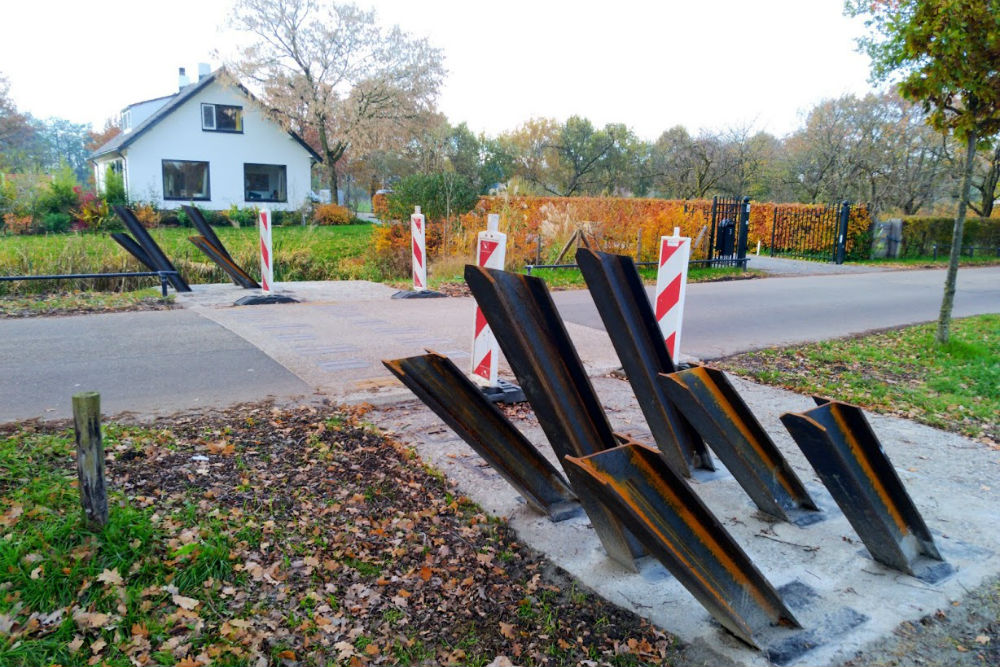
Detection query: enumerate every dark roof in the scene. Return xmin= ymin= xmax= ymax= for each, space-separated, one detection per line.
xmin=90 ymin=69 xmax=322 ymax=163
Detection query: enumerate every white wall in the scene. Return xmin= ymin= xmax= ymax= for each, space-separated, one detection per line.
xmin=122 ymin=80 xmax=314 ymax=211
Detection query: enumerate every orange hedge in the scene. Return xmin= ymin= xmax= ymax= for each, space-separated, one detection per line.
xmin=370 ymin=195 xmax=874 ymax=278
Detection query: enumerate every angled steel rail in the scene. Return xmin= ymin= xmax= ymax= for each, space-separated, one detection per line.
xmin=565 ymin=441 xmax=800 ymax=648
xmin=660 ymin=366 xmax=819 ymax=522
xmin=111 ymin=232 xmax=156 ymax=271
xmin=464 ymin=265 xmax=644 ymax=569
xmin=189 ymin=236 xmax=261 ymax=289
xmin=575 ymin=248 xmax=713 ymax=477
xmin=383 ymin=352 xmax=578 ymax=521
xmin=112 ymin=205 xmax=191 ymax=292
xmin=183 ymin=205 xmax=235 ymax=263
xmin=781 ymin=400 xmax=943 ymax=574
xmin=182 ymin=205 xmax=260 ymax=288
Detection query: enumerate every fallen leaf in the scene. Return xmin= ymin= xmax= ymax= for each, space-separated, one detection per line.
xmin=97 ymin=568 xmax=124 ymax=587
xmin=73 ymin=611 xmax=111 ymax=629
xmin=975 ymin=635 xmax=990 ymax=644
xmin=499 ymin=622 xmax=516 ymax=639
xmin=172 ymin=594 xmax=200 ymax=610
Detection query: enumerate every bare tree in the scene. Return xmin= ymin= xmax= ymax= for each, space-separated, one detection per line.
xmin=227 ymin=0 xmax=445 ymax=196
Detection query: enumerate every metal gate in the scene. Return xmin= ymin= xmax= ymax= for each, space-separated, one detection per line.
xmin=768 ymin=201 xmax=854 ymax=264
xmin=707 ymin=196 xmax=750 ymax=268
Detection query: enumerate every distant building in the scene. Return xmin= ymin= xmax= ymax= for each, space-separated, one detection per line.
xmin=90 ymin=64 xmax=320 ymax=211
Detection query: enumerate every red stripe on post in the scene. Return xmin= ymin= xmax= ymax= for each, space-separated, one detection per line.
xmin=412 ymin=239 xmax=423 ymax=267
xmin=655 ymin=274 xmax=682 ymax=320
xmin=473 ymin=350 xmax=492 ymax=379
xmin=659 ymin=240 xmax=680 ymax=267
xmin=475 ymin=308 xmax=488 ymax=338
xmin=665 ymin=331 xmax=677 ymax=359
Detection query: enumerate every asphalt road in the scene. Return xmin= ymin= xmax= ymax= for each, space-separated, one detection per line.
xmin=551 ymin=265 xmax=1000 ymax=359
xmin=2 ymin=266 xmax=996 ymax=424
xmin=0 ymin=309 xmax=312 ymax=423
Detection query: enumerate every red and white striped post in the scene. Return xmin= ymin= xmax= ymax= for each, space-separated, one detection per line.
xmin=258 ymin=208 xmax=274 ymax=294
xmin=655 ymin=226 xmax=690 ymax=362
xmin=411 ymin=206 xmax=427 ymax=291
xmin=471 ymin=214 xmax=506 ymax=385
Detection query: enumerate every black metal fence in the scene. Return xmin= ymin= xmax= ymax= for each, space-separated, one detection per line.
xmin=768 ymin=201 xmax=855 ymax=264
xmin=707 ymin=196 xmax=750 ymax=268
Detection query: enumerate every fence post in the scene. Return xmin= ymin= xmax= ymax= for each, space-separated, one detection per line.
xmin=707 ymin=196 xmax=718 ymax=263
xmin=72 ymin=392 xmax=108 ymax=530
xmin=737 ymin=196 xmax=750 ymax=270
xmin=835 ymin=201 xmax=850 ymax=264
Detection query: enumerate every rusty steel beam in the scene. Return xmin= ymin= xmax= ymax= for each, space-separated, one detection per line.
xmin=781 ymin=400 xmax=943 ymax=574
xmin=660 ymin=366 xmax=819 ymax=522
xmin=188 ymin=236 xmax=261 ymax=289
xmin=464 ymin=265 xmax=644 ymax=569
xmin=575 ymin=248 xmax=713 ymax=477
xmin=183 ymin=205 xmax=236 ymax=264
xmin=382 ymin=352 xmax=578 ymax=521
xmin=111 ymin=233 xmax=156 ymax=271
xmin=113 ymin=205 xmax=191 ymax=292
xmin=565 ymin=441 xmax=800 ymax=648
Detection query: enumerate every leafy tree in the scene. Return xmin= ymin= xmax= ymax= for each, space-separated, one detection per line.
xmin=386 ymin=172 xmax=478 ymax=222
xmin=36 ymin=117 xmax=92 ymax=182
xmin=847 ymin=0 xmax=1000 ymax=343
xmin=228 ymin=0 xmax=445 ymax=198
xmin=0 ymin=72 xmax=42 ymax=173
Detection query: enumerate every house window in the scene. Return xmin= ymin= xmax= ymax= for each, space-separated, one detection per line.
xmin=201 ymin=103 xmax=243 ymax=132
xmin=162 ymin=160 xmax=210 ymax=200
xmin=244 ymin=164 xmax=287 ymax=202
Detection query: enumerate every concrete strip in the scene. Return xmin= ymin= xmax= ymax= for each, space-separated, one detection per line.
xmin=369 ymin=375 xmax=1000 ymax=666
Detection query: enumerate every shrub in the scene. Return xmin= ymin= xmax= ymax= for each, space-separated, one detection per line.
xmin=3 ymin=212 xmax=35 ymax=235
xmin=71 ymin=189 xmax=113 ymax=231
xmin=223 ymin=204 xmax=259 ymax=228
xmin=35 ymin=165 xmax=78 ymax=217
xmin=42 ymin=211 xmax=72 ymax=233
xmin=132 ymin=202 xmax=159 ymax=228
xmin=313 ymin=203 xmax=352 ymax=225
xmin=104 ymin=166 xmax=127 ymax=206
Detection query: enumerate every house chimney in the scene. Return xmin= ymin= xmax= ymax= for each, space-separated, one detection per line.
xmin=198 ymin=62 xmax=211 ymax=81
xmin=178 ymin=67 xmax=190 ymax=90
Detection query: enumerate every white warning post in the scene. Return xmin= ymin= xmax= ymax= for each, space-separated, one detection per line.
xmin=655 ymin=226 xmax=691 ymax=362
xmin=471 ymin=214 xmax=507 ymax=385
xmin=411 ymin=206 xmax=427 ymax=291
xmin=258 ymin=207 xmax=274 ymax=295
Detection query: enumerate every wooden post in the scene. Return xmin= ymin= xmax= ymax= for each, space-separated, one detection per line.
xmin=72 ymin=392 xmax=108 ymax=529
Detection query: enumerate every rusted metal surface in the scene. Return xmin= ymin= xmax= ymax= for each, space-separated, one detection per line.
xmin=660 ymin=366 xmax=819 ymax=522
xmin=111 ymin=233 xmax=155 ymax=271
xmin=113 ymin=205 xmax=191 ymax=292
xmin=575 ymin=248 xmax=713 ymax=477
xmin=188 ymin=236 xmax=261 ymax=289
xmin=464 ymin=265 xmax=644 ymax=569
xmin=565 ymin=441 xmax=800 ymax=648
xmin=382 ymin=352 xmax=578 ymax=521
xmin=781 ymin=400 xmax=944 ymax=574
xmin=183 ymin=205 xmax=235 ymax=264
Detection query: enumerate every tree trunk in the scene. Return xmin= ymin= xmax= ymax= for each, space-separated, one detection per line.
xmin=937 ymin=130 xmax=977 ymax=344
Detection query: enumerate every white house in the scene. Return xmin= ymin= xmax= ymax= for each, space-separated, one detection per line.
xmin=91 ymin=65 xmax=321 ymax=211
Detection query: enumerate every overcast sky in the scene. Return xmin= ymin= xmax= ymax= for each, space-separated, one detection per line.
xmin=1 ymin=0 xmax=876 ymax=140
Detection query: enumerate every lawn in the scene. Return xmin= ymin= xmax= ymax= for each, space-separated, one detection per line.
xmin=0 ymin=289 xmax=173 ymax=318
xmin=714 ymin=314 xmax=999 ymax=445
xmin=0 ymin=224 xmax=378 ymax=294
xmin=0 ymin=406 xmax=675 ymax=667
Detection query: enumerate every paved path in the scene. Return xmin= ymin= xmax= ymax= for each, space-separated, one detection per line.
xmin=2 ymin=266 xmax=997 ymax=423
xmin=746 ymin=254 xmax=887 ymax=275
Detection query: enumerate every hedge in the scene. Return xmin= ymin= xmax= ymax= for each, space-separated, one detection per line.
xmin=899 ymin=216 xmax=1000 ymax=257
xmin=371 ymin=195 xmax=875 ymax=276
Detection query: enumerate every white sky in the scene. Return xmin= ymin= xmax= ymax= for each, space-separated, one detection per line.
xmin=1 ymin=0 xmax=876 ymax=140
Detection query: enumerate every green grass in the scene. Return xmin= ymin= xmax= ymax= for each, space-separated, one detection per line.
xmin=0 ymin=426 xmax=242 ymax=667
xmin=0 ymin=224 xmax=378 ymax=294
xmin=0 ymin=288 xmax=172 ymax=317
xmin=715 ymin=314 xmax=999 ymax=443
xmin=849 ymin=254 xmax=1000 ymax=267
